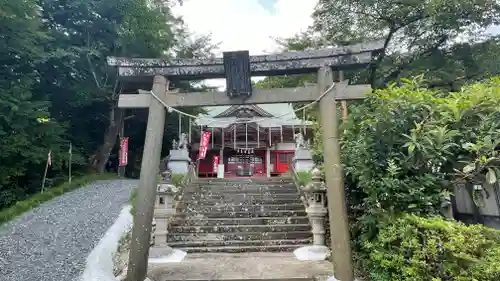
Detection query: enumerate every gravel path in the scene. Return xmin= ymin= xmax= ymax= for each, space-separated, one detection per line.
xmin=0 ymin=179 xmax=137 ymax=281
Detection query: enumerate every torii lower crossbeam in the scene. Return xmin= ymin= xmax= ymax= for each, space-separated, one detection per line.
xmin=117 ymin=83 xmax=370 ymax=108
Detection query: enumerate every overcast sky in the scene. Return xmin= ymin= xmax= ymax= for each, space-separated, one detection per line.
xmin=171 ymin=0 xmax=499 ymax=89
xmin=171 ymin=0 xmax=314 ymax=88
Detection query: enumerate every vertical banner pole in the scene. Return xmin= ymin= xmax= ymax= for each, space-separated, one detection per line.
xmin=41 ymin=150 xmax=51 ymax=193
xmin=257 ymin=123 xmax=260 ymax=148
xmin=188 ymin=118 xmax=192 ymax=143
xmin=178 ymin=113 xmax=182 ymax=140
xmin=268 ymin=127 xmax=271 ymax=147
xmin=68 ymin=143 xmax=72 ymax=184
xmin=118 ymin=113 xmax=125 ymax=178
xmin=221 ymin=128 xmax=225 ymax=157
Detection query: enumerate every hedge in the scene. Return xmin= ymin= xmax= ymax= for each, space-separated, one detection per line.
xmin=363 ymin=214 xmax=500 ymax=281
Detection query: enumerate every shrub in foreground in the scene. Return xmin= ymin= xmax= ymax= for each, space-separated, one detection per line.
xmin=363 ymin=214 xmax=500 ymax=281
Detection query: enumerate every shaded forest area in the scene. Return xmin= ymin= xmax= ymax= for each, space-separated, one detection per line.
xmin=3 ymin=0 xmax=500 ymax=213
xmin=0 ymin=0 xmax=213 ymax=208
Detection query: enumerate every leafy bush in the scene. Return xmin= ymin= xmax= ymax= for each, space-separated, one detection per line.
xmin=296 ymin=171 xmax=313 ymax=187
xmin=171 ymin=173 xmax=186 ymax=188
xmin=313 ymin=76 xmax=500 ymax=229
xmin=310 ymin=77 xmax=500 ymax=279
xmin=0 ymin=173 xmax=117 ymax=225
xmin=364 ymin=214 xmax=500 ymax=281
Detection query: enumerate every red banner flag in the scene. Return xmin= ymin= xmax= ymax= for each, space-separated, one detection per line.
xmin=119 ymin=137 xmax=129 ymax=166
xmin=199 ymin=146 xmax=208 ymax=160
xmin=198 ymin=131 xmax=211 ymax=160
xmin=212 ymin=156 xmax=219 ymax=173
xmin=200 ymin=131 xmax=211 ymax=147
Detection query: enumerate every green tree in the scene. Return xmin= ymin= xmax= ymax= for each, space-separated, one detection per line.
xmin=37 ymin=0 xmax=214 ymax=173
xmin=0 ymin=0 xmax=215 ymax=208
xmin=0 ymin=0 xmax=66 ymax=206
xmin=313 ymin=0 xmax=500 ymax=88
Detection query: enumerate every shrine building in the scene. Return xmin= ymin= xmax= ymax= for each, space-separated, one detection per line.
xmin=192 ymin=103 xmax=313 ymax=178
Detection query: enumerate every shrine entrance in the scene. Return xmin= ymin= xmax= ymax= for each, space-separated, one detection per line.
xmin=227 ymin=151 xmax=264 ymax=177
xmin=109 ymin=41 xmax=384 ymax=281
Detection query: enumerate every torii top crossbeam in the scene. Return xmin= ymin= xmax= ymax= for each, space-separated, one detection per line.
xmin=107 ymin=41 xmax=384 ymax=81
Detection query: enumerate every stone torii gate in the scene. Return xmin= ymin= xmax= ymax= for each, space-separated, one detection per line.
xmin=107 ymin=41 xmax=384 ymax=281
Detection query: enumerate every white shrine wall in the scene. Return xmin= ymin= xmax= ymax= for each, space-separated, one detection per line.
xmin=270 ymin=142 xmax=296 ymax=151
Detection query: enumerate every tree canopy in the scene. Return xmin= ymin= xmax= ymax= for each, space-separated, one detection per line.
xmin=0 ymin=0 xmax=214 ymax=208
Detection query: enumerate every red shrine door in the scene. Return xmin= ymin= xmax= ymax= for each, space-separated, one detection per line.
xmin=226 ymin=154 xmax=265 ymax=177
xmin=275 ymin=151 xmax=294 ymax=174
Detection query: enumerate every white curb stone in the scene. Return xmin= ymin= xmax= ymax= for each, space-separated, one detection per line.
xmin=80 ymin=206 xmax=133 ymax=281
xmin=327 ymin=276 xmax=361 ymax=281
xmin=293 ymin=245 xmax=330 ymax=261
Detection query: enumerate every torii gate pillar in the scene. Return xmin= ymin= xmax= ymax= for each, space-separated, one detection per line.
xmin=126 ymin=75 xmax=168 ymax=281
xmin=318 ymin=66 xmax=355 ymax=281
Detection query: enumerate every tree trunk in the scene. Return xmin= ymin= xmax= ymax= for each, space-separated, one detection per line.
xmin=90 ymin=104 xmax=124 ymax=173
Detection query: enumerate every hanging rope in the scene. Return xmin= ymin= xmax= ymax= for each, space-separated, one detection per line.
xmin=151 ymin=83 xmax=336 ymax=152
xmin=178 ymin=113 xmax=182 ymax=140
xmin=147 ymin=82 xmax=336 ymax=125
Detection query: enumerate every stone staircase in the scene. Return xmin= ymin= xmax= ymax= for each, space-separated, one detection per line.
xmin=160 ymin=178 xmax=312 ymax=253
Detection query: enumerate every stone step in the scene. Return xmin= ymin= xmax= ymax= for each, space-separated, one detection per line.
xmin=186 ymin=192 xmax=301 ymax=200
xmin=173 ymin=244 xmax=307 ymax=253
xmin=191 ymin=184 xmax=296 ymax=189
xmin=163 ymin=210 xmax=307 ymax=219
xmin=169 ymin=216 xmax=309 ymax=226
xmin=191 ymin=179 xmax=293 ymax=185
xmin=183 ymin=203 xmax=305 ymax=213
xmin=161 ymin=278 xmax=313 ymax=281
xmin=184 ymin=187 xmax=299 ymax=196
xmin=165 ymin=230 xmax=312 ymax=242
xmin=192 ymin=186 xmax=297 ymax=191
xmin=168 ymin=224 xmax=311 ymax=234
xmin=181 ymin=198 xmax=302 ymax=206
xmin=168 ymin=238 xmax=311 ymax=248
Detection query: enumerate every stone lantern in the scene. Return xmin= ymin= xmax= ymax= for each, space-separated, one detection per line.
xmin=293 ymin=167 xmax=330 ymax=261
xmin=302 ymin=167 xmax=328 ymax=246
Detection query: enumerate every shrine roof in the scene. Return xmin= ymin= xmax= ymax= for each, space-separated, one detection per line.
xmin=201 ymin=103 xmax=297 ymax=119
xmin=196 ymin=103 xmax=311 ymax=128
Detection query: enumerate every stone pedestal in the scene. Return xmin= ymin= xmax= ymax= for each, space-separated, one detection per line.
xmin=294 ymin=167 xmax=330 ymax=261
xmin=306 ymin=202 xmax=328 ymax=246
xmin=167 ymin=149 xmax=190 ymax=174
xmin=293 ymin=148 xmax=314 ymax=172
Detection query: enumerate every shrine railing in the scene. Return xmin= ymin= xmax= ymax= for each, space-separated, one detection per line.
xmin=290 ymin=164 xmax=309 ymax=209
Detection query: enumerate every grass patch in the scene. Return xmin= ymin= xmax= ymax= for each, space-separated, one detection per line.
xmin=129 ymin=188 xmax=138 ymax=215
xmin=0 ymin=173 xmax=118 ymax=226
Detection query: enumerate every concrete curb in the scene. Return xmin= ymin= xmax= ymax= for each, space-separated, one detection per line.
xmin=80 ymin=205 xmax=133 ymax=281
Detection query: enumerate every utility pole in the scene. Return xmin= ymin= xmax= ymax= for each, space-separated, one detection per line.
xmin=126 ymin=75 xmax=168 ymax=281
xmin=318 ymin=66 xmax=354 ymax=281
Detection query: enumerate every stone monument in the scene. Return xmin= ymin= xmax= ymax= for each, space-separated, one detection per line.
xmin=292 ymin=132 xmax=314 ymax=172
xmin=167 ymin=133 xmax=190 ymax=174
